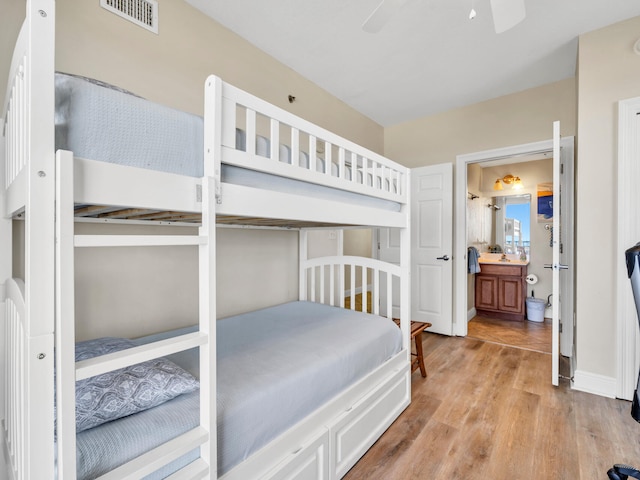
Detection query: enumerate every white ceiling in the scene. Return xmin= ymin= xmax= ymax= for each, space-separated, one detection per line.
xmin=186 ymin=0 xmax=640 ymax=127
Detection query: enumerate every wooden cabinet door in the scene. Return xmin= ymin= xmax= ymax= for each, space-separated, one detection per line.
xmin=475 ymin=275 xmax=498 ymax=310
xmin=498 ymin=277 xmax=524 ymax=314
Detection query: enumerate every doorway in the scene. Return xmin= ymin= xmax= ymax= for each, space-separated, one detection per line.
xmin=454 ymin=137 xmax=575 ymax=368
xmin=466 ymin=158 xmax=552 ymax=354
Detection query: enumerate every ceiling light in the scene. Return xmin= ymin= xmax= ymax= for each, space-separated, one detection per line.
xmin=469 ymin=8 xmax=477 ymax=20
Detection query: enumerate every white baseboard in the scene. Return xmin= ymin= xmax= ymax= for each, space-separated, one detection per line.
xmin=467 ymin=308 xmax=476 ymax=322
xmin=572 ymin=369 xmax=616 ymax=398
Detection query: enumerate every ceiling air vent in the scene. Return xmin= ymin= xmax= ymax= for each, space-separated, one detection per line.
xmin=100 ymin=0 xmax=158 ymax=34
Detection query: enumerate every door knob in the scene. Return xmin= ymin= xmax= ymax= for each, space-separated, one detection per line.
xmin=436 ymin=255 xmax=450 ymax=261
xmin=544 ymin=264 xmax=570 ymax=270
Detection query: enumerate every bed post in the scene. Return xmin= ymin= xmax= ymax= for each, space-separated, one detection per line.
xmin=299 ymin=230 xmax=308 ymax=301
xmin=203 ymin=75 xmax=221 ymax=478
xmin=55 ymin=150 xmax=77 ymax=479
xmin=400 ymin=171 xmax=412 ymax=360
xmin=0 ymin=106 xmax=9 ymax=480
xmin=205 ymin=75 xmax=223 ymax=205
xmin=6 ymin=1 xmax=57 ymax=478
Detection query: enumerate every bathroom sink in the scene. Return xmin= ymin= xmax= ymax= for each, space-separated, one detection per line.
xmin=478 ymin=253 xmax=529 ymax=265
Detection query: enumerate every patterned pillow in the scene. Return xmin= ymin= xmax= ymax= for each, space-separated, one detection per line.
xmin=62 ymin=337 xmax=199 ymax=433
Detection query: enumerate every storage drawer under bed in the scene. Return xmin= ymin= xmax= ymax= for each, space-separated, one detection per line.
xmin=262 ymin=428 xmax=330 ymax=480
xmin=330 ymin=365 xmax=410 ymax=478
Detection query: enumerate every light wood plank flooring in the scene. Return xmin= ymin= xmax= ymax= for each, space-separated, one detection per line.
xmin=468 ymin=315 xmax=552 ymax=354
xmin=345 ymin=333 xmax=640 ymax=480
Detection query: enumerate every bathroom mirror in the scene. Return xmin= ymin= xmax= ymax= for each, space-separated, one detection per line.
xmin=492 ymin=194 xmax=531 ymax=255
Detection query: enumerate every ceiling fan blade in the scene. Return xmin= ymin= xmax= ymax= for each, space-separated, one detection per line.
xmin=362 ymin=0 xmax=410 ymax=34
xmin=490 ymin=0 xmax=526 ymax=34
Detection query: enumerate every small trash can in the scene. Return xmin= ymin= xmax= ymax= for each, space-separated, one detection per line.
xmin=526 ymin=297 xmax=545 ymax=322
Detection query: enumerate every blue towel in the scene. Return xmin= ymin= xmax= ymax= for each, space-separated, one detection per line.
xmin=468 ymin=246 xmax=481 ymax=274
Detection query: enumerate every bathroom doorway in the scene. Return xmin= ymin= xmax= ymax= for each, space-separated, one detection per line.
xmin=465 ymin=156 xmax=554 ymax=354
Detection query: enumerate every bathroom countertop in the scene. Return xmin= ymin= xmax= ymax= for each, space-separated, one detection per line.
xmin=478 ymin=253 xmax=529 ymax=266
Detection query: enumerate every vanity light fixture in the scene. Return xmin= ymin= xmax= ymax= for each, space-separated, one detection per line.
xmin=512 ymin=177 xmax=523 ymax=189
xmin=493 ymin=174 xmax=523 ymax=190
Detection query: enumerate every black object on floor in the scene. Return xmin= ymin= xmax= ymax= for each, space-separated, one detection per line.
xmin=608 ymin=464 xmax=640 ymax=480
xmin=625 ymin=244 xmax=640 ymax=422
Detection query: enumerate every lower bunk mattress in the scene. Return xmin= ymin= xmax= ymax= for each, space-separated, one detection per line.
xmin=71 ymin=301 xmax=403 ymax=478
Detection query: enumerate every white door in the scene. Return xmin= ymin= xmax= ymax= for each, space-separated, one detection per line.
xmin=411 ymin=164 xmax=453 ymax=335
xmin=558 ymin=137 xmax=575 ymax=359
xmin=551 ymin=121 xmax=564 ymax=386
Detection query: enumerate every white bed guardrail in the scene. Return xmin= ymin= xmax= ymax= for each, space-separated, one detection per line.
xmin=3 ymin=21 xmax=29 ymax=214
xmin=206 ymin=76 xmax=408 ymax=205
xmin=301 ymin=255 xmax=402 ymax=319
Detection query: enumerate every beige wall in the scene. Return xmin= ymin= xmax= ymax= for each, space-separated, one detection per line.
xmin=0 ymin=0 xmax=383 ymax=338
xmin=575 ymin=15 xmax=640 ymax=379
xmin=384 ymin=78 xmax=576 ymax=168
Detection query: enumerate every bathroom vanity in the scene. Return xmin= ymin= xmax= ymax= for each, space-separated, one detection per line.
xmin=475 ymin=256 xmax=528 ymax=321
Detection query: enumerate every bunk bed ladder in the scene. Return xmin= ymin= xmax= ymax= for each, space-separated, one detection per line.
xmin=55 ymin=150 xmax=216 ymax=479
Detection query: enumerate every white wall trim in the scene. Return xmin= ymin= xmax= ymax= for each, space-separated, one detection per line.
xmin=573 ymin=370 xmax=616 ymax=399
xmin=616 ymin=96 xmax=640 ymax=400
xmin=467 ymin=307 xmax=477 ymax=322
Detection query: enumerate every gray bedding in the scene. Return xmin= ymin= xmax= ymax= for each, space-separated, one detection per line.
xmin=54 ymin=72 xmax=401 ymax=212
xmin=73 ymin=301 xmax=401 ymax=478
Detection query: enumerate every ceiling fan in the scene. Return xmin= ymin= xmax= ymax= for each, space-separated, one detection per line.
xmin=362 ymin=0 xmax=526 ymax=34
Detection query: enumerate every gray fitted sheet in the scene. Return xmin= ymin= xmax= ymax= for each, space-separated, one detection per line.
xmin=73 ymin=390 xmax=200 ymax=480
xmin=73 ymin=301 xmax=401 ymax=477
xmin=54 ymin=72 xmax=401 ymax=212
xmin=215 ymin=301 xmax=402 ymax=474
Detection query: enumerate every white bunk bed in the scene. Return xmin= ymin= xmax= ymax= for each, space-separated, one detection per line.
xmin=0 ymin=2 xmax=411 ymax=479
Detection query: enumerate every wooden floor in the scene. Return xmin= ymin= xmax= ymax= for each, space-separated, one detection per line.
xmin=345 ymin=333 xmax=640 ymax=480
xmin=468 ymin=315 xmax=552 ymax=354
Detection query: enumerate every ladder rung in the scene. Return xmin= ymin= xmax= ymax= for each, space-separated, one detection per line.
xmin=76 ymin=332 xmax=207 ymax=380
xmin=74 ymin=235 xmax=207 ymax=248
xmin=95 ymin=427 xmax=209 ymax=480
xmin=164 ymin=458 xmax=210 ymax=480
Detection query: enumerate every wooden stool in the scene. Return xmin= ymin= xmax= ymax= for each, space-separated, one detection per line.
xmin=393 ymin=320 xmax=432 ymax=378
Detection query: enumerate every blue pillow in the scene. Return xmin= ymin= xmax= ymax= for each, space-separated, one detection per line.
xmin=60 ymin=337 xmax=199 ymax=433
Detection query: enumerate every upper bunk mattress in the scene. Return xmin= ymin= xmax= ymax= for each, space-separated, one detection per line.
xmin=54 ymin=72 xmax=401 ymax=212
xmin=55 ymin=73 xmax=204 ymax=177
